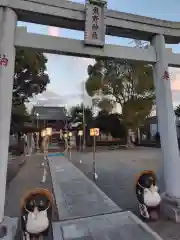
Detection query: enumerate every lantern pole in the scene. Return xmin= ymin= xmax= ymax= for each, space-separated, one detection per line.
xmin=41 ymin=128 xmax=52 ymax=183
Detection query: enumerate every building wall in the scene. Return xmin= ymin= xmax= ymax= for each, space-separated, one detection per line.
xmin=149 ymin=122 xmax=180 ymax=140
xmin=150 ymin=123 xmax=158 ymax=140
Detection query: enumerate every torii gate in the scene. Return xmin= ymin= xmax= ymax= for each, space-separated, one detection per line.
xmin=0 ymin=0 xmax=180 ymax=230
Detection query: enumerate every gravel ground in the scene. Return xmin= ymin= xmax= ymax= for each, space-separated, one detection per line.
xmin=70 ymin=147 xmax=180 ymax=240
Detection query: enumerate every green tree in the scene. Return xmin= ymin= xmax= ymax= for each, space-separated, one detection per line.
xmin=95 ymin=110 xmax=126 ymax=139
xmin=70 ymin=103 xmax=93 ymax=128
xmin=10 ymin=103 xmax=30 ymax=133
xmin=175 ymin=105 xmax=180 ymax=117
xmin=86 ymin=59 xmax=154 ymax=145
xmin=11 ymin=49 xmax=50 ymax=132
xmin=13 ymin=49 xmax=50 ymax=105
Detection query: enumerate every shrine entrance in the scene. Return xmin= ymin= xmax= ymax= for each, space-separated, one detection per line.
xmin=0 ymin=0 xmax=180 ymax=229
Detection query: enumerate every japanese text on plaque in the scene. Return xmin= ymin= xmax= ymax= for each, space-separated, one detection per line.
xmin=91 ymin=6 xmax=100 ymax=39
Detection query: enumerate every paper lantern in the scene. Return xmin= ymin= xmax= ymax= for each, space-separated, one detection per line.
xmin=46 ymin=128 xmax=52 ymax=136
xmin=64 ymin=133 xmax=68 ymax=139
xmin=41 ymin=129 xmax=46 ymax=137
xmin=78 ymin=130 xmax=83 ymax=136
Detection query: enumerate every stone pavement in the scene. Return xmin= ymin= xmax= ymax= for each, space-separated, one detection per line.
xmin=3 ymin=152 xmax=163 ymax=240
xmin=52 ymin=211 xmax=162 ymax=240
xmin=6 ymin=155 xmax=24 ymax=187
xmin=48 ymin=156 xmax=120 ymax=221
xmin=71 ymin=148 xmax=164 ymax=214
xmin=4 ymin=154 xmax=58 ymax=239
xmin=70 ymin=148 xmax=180 ymax=240
xmin=49 ymin=156 xmax=163 ymax=240
xmin=5 ymin=154 xmax=58 ymax=220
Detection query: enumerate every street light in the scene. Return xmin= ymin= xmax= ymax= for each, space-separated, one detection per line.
xmin=36 ymin=112 xmax=39 ymax=128
xmin=82 ymin=80 xmax=86 ymax=151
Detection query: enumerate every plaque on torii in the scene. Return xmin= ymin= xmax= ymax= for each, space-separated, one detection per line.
xmin=84 ymin=0 xmax=107 ymax=47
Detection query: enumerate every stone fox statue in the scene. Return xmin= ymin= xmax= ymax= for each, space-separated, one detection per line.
xmin=135 ymin=171 xmax=161 ymax=221
xmin=20 ymin=188 xmax=53 ymax=240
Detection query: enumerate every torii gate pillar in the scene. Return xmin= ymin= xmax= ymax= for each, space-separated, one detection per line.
xmin=152 ymin=34 xmax=180 ymax=222
xmin=0 ymin=7 xmax=17 ymax=236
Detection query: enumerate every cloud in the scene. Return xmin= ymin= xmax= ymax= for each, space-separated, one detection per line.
xmin=47 ymin=26 xmax=95 ymax=65
xmin=168 ymin=68 xmax=180 ymax=106
xmin=48 ymin=26 xmax=60 ymax=37
xmin=171 ymin=80 xmax=180 ymax=91
xmin=74 ymin=57 xmax=95 ymax=68
xmin=47 ymin=26 xmax=95 ymax=73
xmin=170 ymin=68 xmax=180 ymax=91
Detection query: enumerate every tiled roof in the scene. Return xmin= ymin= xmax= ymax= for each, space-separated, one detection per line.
xmin=31 ymin=106 xmax=67 ymax=120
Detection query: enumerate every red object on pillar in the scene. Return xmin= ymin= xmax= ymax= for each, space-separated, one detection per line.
xmin=163 ymin=70 xmax=169 ymax=80
xmin=0 ymin=54 xmax=8 ymax=67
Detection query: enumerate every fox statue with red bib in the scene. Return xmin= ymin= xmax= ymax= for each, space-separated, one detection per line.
xmin=135 ymin=171 xmax=161 ymax=221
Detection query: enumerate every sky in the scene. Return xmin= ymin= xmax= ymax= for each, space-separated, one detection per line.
xmin=18 ymin=0 xmax=180 ymax=111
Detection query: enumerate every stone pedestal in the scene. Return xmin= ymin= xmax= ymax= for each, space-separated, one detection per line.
xmin=0 ymin=217 xmax=18 ymax=239
xmin=161 ymin=193 xmax=180 ymax=222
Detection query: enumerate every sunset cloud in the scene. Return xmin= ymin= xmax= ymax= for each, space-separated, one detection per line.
xmin=171 ymin=80 xmax=180 ymax=91
xmin=170 ymin=68 xmax=180 ymax=91
xmin=48 ymin=26 xmax=60 ymax=37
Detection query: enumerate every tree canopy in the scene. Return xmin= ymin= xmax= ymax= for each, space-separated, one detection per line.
xmin=69 ymin=104 xmax=126 ymax=139
xmin=11 ymin=49 xmax=50 ymax=132
xmin=95 ymin=110 xmax=126 ymax=139
xmin=175 ymin=105 xmax=180 ymax=117
xmin=86 ymin=59 xmax=155 ymax=130
xmin=70 ymin=103 xmax=93 ymax=128
xmin=13 ymin=49 xmax=50 ymax=105
xmin=10 ymin=103 xmax=30 ymax=133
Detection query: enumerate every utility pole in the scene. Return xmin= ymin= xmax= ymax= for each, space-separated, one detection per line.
xmin=82 ymin=80 xmax=86 ymax=150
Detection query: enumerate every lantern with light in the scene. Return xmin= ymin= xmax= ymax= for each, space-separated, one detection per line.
xmin=41 ymin=129 xmax=47 ymax=137
xmin=68 ymin=132 xmax=72 ymax=137
xmin=78 ymin=130 xmax=83 ymax=136
xmin=46 ymin=128 xmax=52 ymax=136
xmin=64 ymin=133 xmax=68 ymax=139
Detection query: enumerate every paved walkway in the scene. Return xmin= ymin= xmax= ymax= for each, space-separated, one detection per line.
xmin=48 ymin=156 xmax=120 ymax=221
xmin=71 ymin=148 xmax=164 ymax=213
xmin=2 ymin=154 xmax=58 ymax=239
xmin=4 ymin=153 xmax=163 ymax=240
xmin=6 ymin=155 xmax=24 ymax=187
xmin=52 ymin=211 xmax=162 ymax=240
xmin=49 ymin=156 xmax=163 ymax=240
xmin=5 ymin=154 xmax=58 ymax=220
xmin=70 ymin=148 xmax=180 ymax=240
